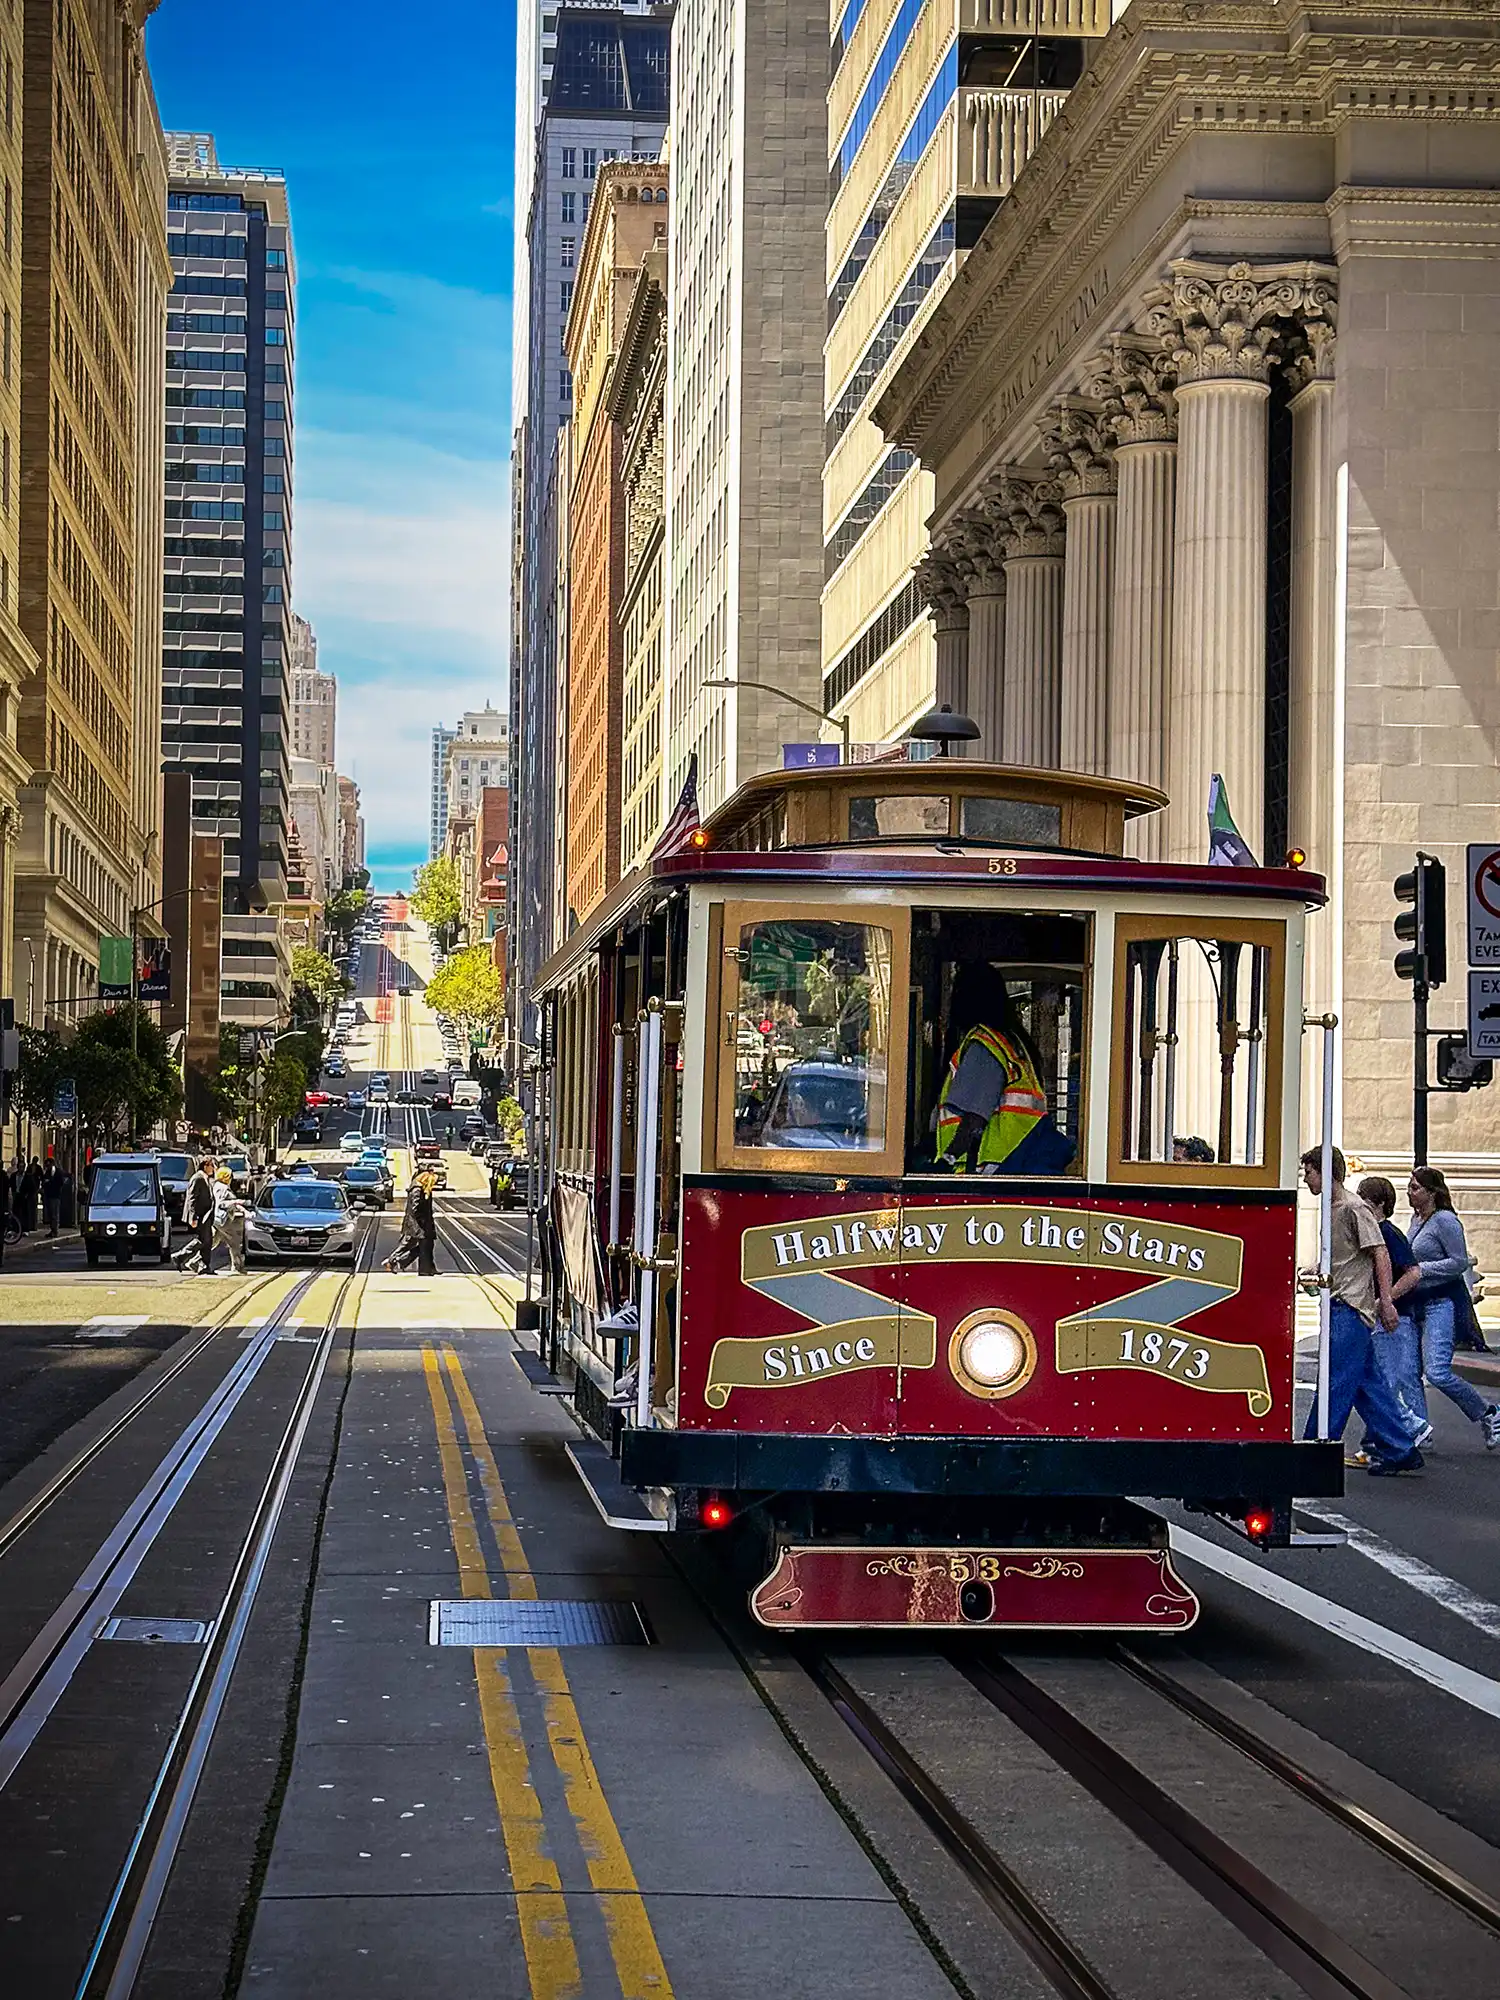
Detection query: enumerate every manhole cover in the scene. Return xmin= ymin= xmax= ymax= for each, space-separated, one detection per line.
xmin=428 ymin=1599 xmax=649 ymax=1647
xmin=99 ymin=1616 xmax=210 ymax=1645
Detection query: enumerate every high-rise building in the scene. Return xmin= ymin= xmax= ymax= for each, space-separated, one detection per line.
xmin=429 ymin=723 xmax=455 ymax=858
xmin=662 ymin=0 xmax=826 ymax=819
xmin=12 ymin=4 xmax=170 ymax=1028
xmin=510 ymin=5 xmax=669 ymax=1026
xmin=608 ymin=241 xmax=667 ymax=874
xmin=824 ymin=2 xmax=1111 ymax=746
xmin=157 ymin=131 xmax=296 ymax=917
xmin=0 ymin=0 xmax=30 ymax=1017
xmin=445 ymin=706 xmax=509 ymax=829
xmin=289 ymin=614 xmax=335 ymax=767
xmin=563 ymin=160 xmax=667 ymax=920
xmin=337 ymin=774 xmax=364 ymax=881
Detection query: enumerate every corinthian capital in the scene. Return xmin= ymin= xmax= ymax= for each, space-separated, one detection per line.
xmin=0 ymin=803 xmax=19 ymax=843
xmin=1039 ymin=401 xmax=1116 ymax=500
xmin=1081 ymin=334 xmax=1177 ymax=446
xmin=1139 ymin=258 xmax=1338 ymax=388
xmin=1283 ymin=319 xmax=1337 ymax=396
xmin=980 ymin=471 xmax=1066 ymax=560
xmin=951 ymin=511 xmax=1007 ymax=595
xmin=915 ymin=543 xmax=970 ymax=620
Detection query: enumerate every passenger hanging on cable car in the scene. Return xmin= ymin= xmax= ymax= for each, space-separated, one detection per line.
xmin=934 ymin=967 xmax=1075 ymax=1175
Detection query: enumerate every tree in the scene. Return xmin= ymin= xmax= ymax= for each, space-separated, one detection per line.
xmin=325 ymin=887 xmax=369 ymax=939
xmin=495 ymin=1095 xmax=525 ymax=1145
xmin=410 ymin=856 xmax=463 ymax=944
xmin=261 ymin=1049 xmax=309 ymax=1127
xmin=291 ymin=944 xmax=345 ymax=1009
xmin=425 ymin=946 xmax=503 ymax=1045
xmin=13 ymin=1006 xmax=181 ymax=1142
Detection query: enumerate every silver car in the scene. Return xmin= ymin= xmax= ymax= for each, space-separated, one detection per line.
xmin=244 ymin=1179 xmax=359 ymax=1263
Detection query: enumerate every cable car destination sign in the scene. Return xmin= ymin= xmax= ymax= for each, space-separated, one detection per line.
xmin=703 ymin=1203 xmax=1272 ymax=1416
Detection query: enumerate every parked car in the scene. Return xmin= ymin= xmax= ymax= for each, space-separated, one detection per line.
xmin=342 ymin=1163 xmax=390 ymax=1210
xmin=223 ymin=1153 xmax=253 ymax=1196
xmin=244 ymin=1179 xmax=358 ymax=1264
xmin=324 ymin=1057 xmax=346 ymax=1078
xmin=289 ymin=1161 xmax=320 ymax=1179
xmin=83 ymin=1154 xmax=173 ymax=1266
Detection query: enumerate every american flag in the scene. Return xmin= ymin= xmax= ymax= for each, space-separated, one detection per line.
xmin=652 ymin=756 xmax=702 ymax=859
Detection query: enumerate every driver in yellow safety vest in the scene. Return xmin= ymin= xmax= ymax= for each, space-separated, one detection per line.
xmin=936 ymin=1021 xmax=1048 ymax=1171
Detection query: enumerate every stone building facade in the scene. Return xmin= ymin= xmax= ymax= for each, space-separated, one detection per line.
xmin=608 ymin=239 xmax=667 ymax=874
xmin=564 ymin=159 xmax=667 ymax=919
xmin=877 ymin=0 xmax=1500 ymax=1246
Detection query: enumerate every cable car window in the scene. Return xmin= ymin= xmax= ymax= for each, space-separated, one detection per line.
xmin=959 ymin=797 xmax=1062 ymax=846
xmin=909 ymin=911 xmax=1087 ymax=1176
xmin=848 ymin=794 xmax=949 ymax=839
xmin=1112 ymin=917 xmax=1285 ymax=1184
xmin=726 ymin=917 xmax=893 ymax=1153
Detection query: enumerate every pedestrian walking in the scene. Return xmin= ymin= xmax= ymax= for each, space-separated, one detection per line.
xmin=41 ymin=1159 xmax=61 ymax=1237
xmin=1300 ymin=1147 xmax=1422 ymax=1474
xmin=1355 ymin=1177 xmax=1431 ymax=1452
xmin=17 ymin=1158 xmax=39 ymax=1234
xmin=1407 ymin=1166 xmax=1500 ymax=1449
xmin=173 ymin=1156 xmax=216 ymax=1273
xmin=211 ymin=1168 xmax=247 ymax=1275
xmin=385 ymin=1171 xmax=437 ymax=1275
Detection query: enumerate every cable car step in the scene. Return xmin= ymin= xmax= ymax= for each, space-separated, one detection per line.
xmin=749 ymin=1544 xmax=1200 ymax=1632
xmin=511 ymin=1347 xmax=570 ymax=1395
xmin=565 ymin=1440 xmax=671 ymax=1533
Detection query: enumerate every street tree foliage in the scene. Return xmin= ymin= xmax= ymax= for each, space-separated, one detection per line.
xmin=325 ymin=887 xmax=369 ymax=938
xmin=495 ymin=1095 xmax=525 ymax=1145
xmin=425 ymin=946 xmax=503 ymax=1041
xmin=13 ymin=1006 xmax=181 ymax=1140
xmin=209 ymin=1028 xmax=323 ymax=1139
xmin=291 ymin=944 xmax=346 ymax=1008
xmin=261 ymin=1050 xmax=310 ymax=1127
xmin=410 ymin=857 xmax=463 ymax=942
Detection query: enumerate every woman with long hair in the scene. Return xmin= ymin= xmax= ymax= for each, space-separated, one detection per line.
xmin=1408 ymin=1166 xmax=1500 ymax=1449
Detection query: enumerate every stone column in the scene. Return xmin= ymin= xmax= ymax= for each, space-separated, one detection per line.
xmin=1287 ymin=323 xmax=1339 ymax=1146
xmin=1084 ymin=338 xmax=1177 ymax=858
xmin=987 ymin=474 xmax=1065 ymax=767
xmin=1044 ymin=404 xmax=1116 ymax=774
xmin=955 ymin=518 xmax=1007 ymax=761
xmin=914 ymin=544 xmax=971 ymax=721
xmin=1142 ymin=259 xmax=1337 ymax=863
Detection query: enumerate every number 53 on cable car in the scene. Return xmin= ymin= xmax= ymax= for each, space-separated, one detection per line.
xmin=528 ymin=758 xmax=1340 ymax=1633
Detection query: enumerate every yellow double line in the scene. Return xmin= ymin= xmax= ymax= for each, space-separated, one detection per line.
xmin=423 ymin=1346 xmax=673 ymax=1999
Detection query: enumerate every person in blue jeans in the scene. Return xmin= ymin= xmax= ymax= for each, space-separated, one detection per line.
xmin=1300 ymin=1148 xmax=1421 ymax=1473
xmin=1356 ymin=1176 xmax=1431 ymax=1451
xmin=1407 ymin=1166 xmax=1500 ymax=1450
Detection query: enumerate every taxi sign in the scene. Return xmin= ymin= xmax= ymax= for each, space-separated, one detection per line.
xmin=1468 ymin=969 xmax=1500 ymax=1059
xmin=1466 ymin=844 xmax=1500 ymax=965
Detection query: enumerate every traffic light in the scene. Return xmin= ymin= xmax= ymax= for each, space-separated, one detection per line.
xmin=1393 ymin=853 xmax=1447 ymax=987
xmin=1436 ymin=1034 xmax=1493 ymax=1092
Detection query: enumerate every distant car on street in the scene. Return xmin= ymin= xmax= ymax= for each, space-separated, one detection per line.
xmin=347 ymin=1089 xmax=366 ymax=1109
xmin=340 ymin=1129 xmax=366 ymax=1155
xmin=153 ymin=1150 xmax=194 ymax=1222
xmin=342 ymin=1163 xmax=390 ymax=1210
xmin=244 ymin=1180 xmax=358 ymax=1265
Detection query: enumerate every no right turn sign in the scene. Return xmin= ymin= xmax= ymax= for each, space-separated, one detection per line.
xmin=1467 ymin=844 xmax=1500 ymax=965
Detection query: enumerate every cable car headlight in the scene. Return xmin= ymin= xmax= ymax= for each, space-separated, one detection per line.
xmin=949 ymin=1310 xmax=1036 ymax=1400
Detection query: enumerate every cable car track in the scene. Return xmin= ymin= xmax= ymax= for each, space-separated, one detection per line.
xmin=792 ymin=1633 xmax=1500 ymax=2000
xmin=0 ymin=1227 xmax=382 ymax=1998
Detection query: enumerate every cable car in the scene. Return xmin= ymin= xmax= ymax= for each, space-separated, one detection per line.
xmin=527 ymin=756 xmax=1340 ymax=1631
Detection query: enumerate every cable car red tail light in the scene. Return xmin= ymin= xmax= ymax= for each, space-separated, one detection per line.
xmin=1244 ymin=1509 xmax=1275 ymax=1545
xmin=700 ymin=1495 xmax=733 ymax=1530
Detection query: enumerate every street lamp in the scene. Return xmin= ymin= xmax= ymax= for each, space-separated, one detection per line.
xmin=702 ymin=676 xmax=851 ymax=762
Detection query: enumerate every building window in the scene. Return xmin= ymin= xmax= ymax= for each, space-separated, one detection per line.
xmin=266 ymin=249 xmax=287 ymax=268
xmin=169 ymin=232 xmax=248 ymax=258
xmin=560 ymin=369 xmax=571 ymax=402
xmin=560 ymin=236 xmax=575 ymax=268
xmin=561 ymin=191 xmax=576 ymax=223
xmin=264 ymin=510 xmax=285 ymax=531
xmin=583 ymin=148 xmax=597 ymax=179
xmin=264 ymin=436 xmax=286 ymax=455
xmin=264 ymin=400 xmax=285 ymax=421
xmin=560 ymin=279 xmax=573 ymax=315
xmin=265 ymin=327 xmax=287 ymax=346
xmin=561 ymin=146 xmax=576 ymax=179
xmin=265 ymin=364 xmax=286 ymax=384
xmin=263 ymin=585 xmax=284 ymax=604
xmin=264 ymin=474 xmax=285 ymax=493
xmin=265 ymin=290 xmax=288 ymax=312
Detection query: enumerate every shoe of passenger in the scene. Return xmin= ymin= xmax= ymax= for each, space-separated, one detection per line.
xmin=1345 ymin=1447 xmax=1374 ymax=1468
xmin=1482 ymin=1405 xmax=1500 ymax=1450
xmin=1412 ymin=1421 xmax=1435 ymax=1450
xmin=1367 ymin=1449 xmax=1424 ymax=1475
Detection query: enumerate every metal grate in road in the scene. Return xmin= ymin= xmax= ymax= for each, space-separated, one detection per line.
xmin=99 ymin=1616 xmax=210 ymax=1645
xmin=428 ymin=1598 xmax=650 ymax=1647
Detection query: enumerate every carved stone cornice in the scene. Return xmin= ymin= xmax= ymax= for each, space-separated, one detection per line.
xmin=873 ymin=1 xmax=1498 ymax=470
xmin=1080 ymin=334 xmax=1177 ymax=446
xmin=1139 ymin=258 xmax=1338 ymax=386
xmin=1039 ymin=401 xmax=1116 ymax=499
xmin=981 ymin=471 xmax=1067 ymax=560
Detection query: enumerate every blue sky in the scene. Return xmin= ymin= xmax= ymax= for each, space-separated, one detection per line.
xmin=148 ymin=1 xmax=515 ymax=894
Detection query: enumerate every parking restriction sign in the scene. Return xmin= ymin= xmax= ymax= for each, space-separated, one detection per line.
xmin=1467 ymin=844 xmax=1500 ymax=965
xmin=1469 ymin=969 xmax=1500 ymax=1059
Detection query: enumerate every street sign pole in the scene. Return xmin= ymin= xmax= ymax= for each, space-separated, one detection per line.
xmin=1413 ymin=976 xmax=1429 ymax=1167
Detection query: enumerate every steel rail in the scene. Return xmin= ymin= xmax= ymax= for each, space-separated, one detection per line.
xmin=0 ymin=1270 xmax=284 ymax=1567
xmin=0 ymin=1268 xmax=322 ymax=1788
xmin=73 ymin=1225 xmax=377 ymax=1999
xmin=955 ymin=1652 xmax=1411 ymax=2000
xmin=1116 ymin=1646 xmax=1500 ymax=1939
xmin=798 ymin=1648 xmax=1122 ymax=2000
